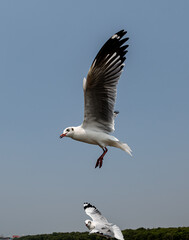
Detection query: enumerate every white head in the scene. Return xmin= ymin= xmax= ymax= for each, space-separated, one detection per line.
xmin=60 ymin=127 xmax=75 ymax=139
xmin=85 ymin=220 xmax=95 ymax=230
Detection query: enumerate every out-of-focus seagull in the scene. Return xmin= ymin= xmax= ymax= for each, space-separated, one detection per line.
xmin=84 ymin=202 xmax=124 ymax=240
xmin=60 ymin=30 xmax=132 ymax=168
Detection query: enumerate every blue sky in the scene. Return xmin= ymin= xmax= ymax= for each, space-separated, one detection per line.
xmin=0 ymin=0 xmax=189 ymax=236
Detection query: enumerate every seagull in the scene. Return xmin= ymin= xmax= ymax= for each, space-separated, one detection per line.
xmin=60 ymin=30 xmax=132 ymax=168
xmin=84 ymin=202 xmax=124 ymax=240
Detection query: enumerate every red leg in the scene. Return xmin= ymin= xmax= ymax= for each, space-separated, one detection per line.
xmin=95 ymin=147 xmax=108 ymax=168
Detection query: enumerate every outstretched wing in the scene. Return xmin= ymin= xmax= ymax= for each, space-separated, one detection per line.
xmin=84 ymin=202 xmax=109 ymax=224
xmin=82 ymin=30 xmax=129 ymax=133
xmin=112 ymin=224 xmax=124 ymax=240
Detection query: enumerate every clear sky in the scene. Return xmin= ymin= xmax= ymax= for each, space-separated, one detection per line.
xmin=0 ymin=0 xmax=189 ymax=237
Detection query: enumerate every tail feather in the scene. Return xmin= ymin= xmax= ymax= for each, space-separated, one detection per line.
xmin=116 ymin=141 xmax=132 ymax=156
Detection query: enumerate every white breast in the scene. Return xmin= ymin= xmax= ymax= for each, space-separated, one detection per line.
xmin=72 ymin=126 xmax=116 ymax=147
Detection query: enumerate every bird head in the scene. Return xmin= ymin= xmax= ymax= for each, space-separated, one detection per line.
xmin=60 ymin=127 xmax=74 ymax=138
xmin=85 ymin=220 xmax=93 ymax=230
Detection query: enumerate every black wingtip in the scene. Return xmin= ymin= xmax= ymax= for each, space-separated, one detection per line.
xmin=93 ymin=29 xmax=129 ymax=67
xmin=84 ymin=202 xmax=96 ymax=210
xmin=114 ymin=30 xmax=128 ymax=39
xmin=115 ymin=29 xmax=127 ymax=36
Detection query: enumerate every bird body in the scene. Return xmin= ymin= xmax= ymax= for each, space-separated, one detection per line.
xmin=71 ymin=126 xmax=105 ymax=145
xmin=71 ymin=125 xmax=131 ymax=153
xmin=60 ymin=30 xmax=132 ymax=168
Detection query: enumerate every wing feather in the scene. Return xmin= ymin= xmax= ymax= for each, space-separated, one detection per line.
xmin=112 ymin=225 xmax=124 ymax=240
xmin=82 ymin=30 xmax=129 ymax=133
xmin=84 ymin=202 xmax=109 ymax=224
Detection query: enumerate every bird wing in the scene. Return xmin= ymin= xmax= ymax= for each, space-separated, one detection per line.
xmin=112 ymin=225 xmax=124 ymax=240
xmin=84 ymin=202 xmax=109 ymax=224
xmin=82 ymin=30 xmax=129 ymax=133
xmin=90 ymin=226 xmax=114 ymax=238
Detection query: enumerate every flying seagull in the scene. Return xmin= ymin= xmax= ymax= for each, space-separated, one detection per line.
xmin=84 ymin=202 xmax=124 ymax=240
xmin=60 ymin=30 xmax=132 ymax=168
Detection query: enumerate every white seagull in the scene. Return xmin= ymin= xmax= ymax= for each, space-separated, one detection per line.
xmin=84 ymin=202 xmax=124 ymax=240
xmin=60 ymin=30 xmax=132 ymax=168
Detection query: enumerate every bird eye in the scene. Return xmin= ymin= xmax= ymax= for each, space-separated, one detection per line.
xmin=66 ymin=129 xmax=70 ymax=132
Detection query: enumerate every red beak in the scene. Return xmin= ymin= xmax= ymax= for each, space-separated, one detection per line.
xmin=59 ymin=133 xmax=67 ymax=138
